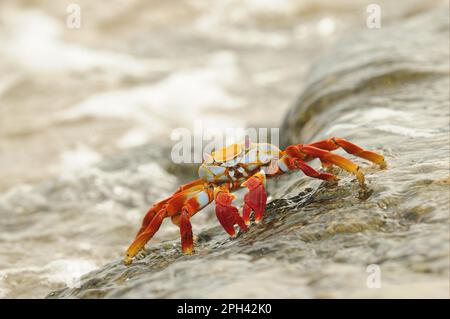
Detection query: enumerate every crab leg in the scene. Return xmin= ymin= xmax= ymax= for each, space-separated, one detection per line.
xmin=284 ymin=144 xmax=366 ymax=186
xmin=124 ymin=183 xmax=212 ymax=264
xmin=308 ymin=137 xmax=386 ymax=168
xmin=179 ymin=208 xmax=193 ymax=254
xmin=215 ymin=188 xmax=248 ymax=237
xmin=276 ymin=157 xmax=338 ymax=182
xmin=241 ymin=171 xmax=268 ymax=225
xmin=134 ymin=199 xmax=170 ymax=238
xmin=124 ymin=206 xmax=167 ymax=265
xmin=178 ymin=191 xmax=214 ymax=253
xmin=135 ymin=179 xmax=205 ymax=238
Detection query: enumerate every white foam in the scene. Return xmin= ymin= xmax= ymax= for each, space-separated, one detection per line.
xmin=317 ymin=17 xmax=336 ymax=36
xmin=374 ymin=124 xmax=437 ymax=138
xmin=59 ymin=52 xmax=243 ymax=139
xmin=43 ymin=259 xmax=97 ymax=289
xmin=117 ymin=128 xmax=150 ymax=149
xmin=2 ymin=10 xmax=168 ymax=75
xmin=193 ymin=0 xmax=291 ymax=48
xmin=55 ymin=145 xmax=102 ymax=173
xmin=0 ymin=272 xmax=8 ymax=298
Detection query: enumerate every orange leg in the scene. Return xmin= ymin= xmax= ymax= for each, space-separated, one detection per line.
xmin=135 ymin=199 xmax=169 ymax=238
xmin=124 ymin=207 xmax=167 ymax=265
xmin=179 ymin=209 xmax=193 ymax=254
xmin=215 ymin=188 xmax=248 ymax=237
xmin=308 ymin=137 xmax=386 ymax=168
xmin=135 ymin=179 xmax=204 ymax=238
xmin=285 ymin=144 xmax=365 ymax=185
xmin=276 ymin=156 xmax=338 ymax=182
xmin=124 ymin=182 xmax=213 ymax=264
xmin=241 ymin=171 xmax=268 ymax=224
xmin=178 ymin=196 xmax=206 ymax=254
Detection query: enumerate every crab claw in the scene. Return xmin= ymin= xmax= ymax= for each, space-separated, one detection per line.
xmin=242 ymin=172 xmax=267 ymax=224
xmin=215 ymin=191 xmax=248 ymax=237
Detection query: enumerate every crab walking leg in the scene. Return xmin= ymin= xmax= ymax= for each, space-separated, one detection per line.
xmin=241 ymin=171 xmax=268 ymax=225
xmin=308 ymin=137 xmax=386 ymax=168
xmin=171 ymin=214 xmax=181 ymax=226
xmin=135 ymin=199 xmax=169 ymax=238
xmin=215 ymin=189 xmax=248 ymax=237
xmin=174 ymin=179 xmax=206 ymax=193
xmin=135 ymin=179 xmax=205 ymax=238
xmin=124 ymin=184 xmax=211 ymax=264
xmin=178 ymin=192 xmax=214 ymax=254
xmin=124 ymin=207 xmax=167 ymax=264
xmin=276 ymin=156 xmax=338 ymax=182
xmin=287 ymin=145 xmax=366 ymax=185
xmin=179 ymin=208 xmax=193 ymax=254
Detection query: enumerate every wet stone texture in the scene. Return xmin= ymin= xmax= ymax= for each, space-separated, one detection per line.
xmin=47 ymin=8 xmax=450 ymax=298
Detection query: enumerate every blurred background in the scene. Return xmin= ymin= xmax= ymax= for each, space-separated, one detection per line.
xmin=0 ymin=0 xmax=447 ymax=298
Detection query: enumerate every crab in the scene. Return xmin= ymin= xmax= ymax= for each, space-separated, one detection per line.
xmin=124 ymin=136 xmax=386 ymax=265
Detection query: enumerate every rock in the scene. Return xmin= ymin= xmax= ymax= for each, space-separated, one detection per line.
xmin=0 ymin=145 xmax=182 ymax=298
xmin=47 ymin=8 xmax=449 ymax=298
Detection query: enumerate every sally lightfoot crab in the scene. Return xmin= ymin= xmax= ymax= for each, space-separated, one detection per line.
xmin=124 ymin=137 xmax=385 ymax=265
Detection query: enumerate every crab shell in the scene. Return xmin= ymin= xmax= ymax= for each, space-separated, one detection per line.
xmin=198 ymin=142 xmax=282 ymax=184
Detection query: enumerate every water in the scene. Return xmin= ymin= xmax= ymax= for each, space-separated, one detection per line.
xmin=0 ymin=1 xmax=448 ymax=298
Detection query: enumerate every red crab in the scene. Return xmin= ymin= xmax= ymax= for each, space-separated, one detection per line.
xmin=124 ymin=137 xmax=385 ymax=264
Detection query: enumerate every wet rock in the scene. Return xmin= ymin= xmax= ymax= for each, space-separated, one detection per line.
xmin=48 ymin=8 xmax=449 ymax=298
xmin=0 ymin=145 xmax=181 ymax=298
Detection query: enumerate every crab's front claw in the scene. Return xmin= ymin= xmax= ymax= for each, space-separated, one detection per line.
xmin=242 ymin=172 xmax=267 ymax=224
xmin=215 ymin=191 xmax=248 ymax=237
